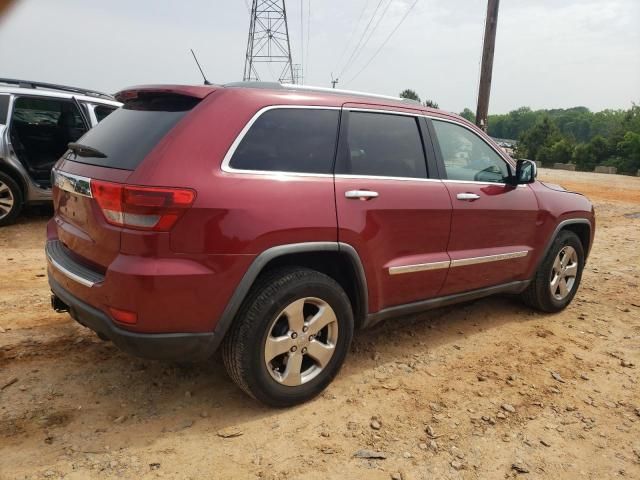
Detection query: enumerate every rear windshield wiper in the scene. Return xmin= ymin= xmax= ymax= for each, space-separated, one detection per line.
xmin=68 ymin=142 xmax=107 ymax=158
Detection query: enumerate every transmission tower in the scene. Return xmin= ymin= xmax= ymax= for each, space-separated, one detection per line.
xmin=243 ymin=0 xmax=296 ymax=83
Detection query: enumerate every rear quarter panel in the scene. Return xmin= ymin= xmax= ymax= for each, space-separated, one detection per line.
xmin=127 ymin=89 xmax=339 ymax=255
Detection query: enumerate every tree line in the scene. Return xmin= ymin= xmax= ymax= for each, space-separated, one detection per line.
xmin=400 ymin=88 xmax=639 ymax=175
xmin=459 ymin=105 xmax=640 ymax=175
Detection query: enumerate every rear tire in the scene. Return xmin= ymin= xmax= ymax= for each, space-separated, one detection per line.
xmin=0 ymin=172 xmax=23 ymax=227
xmin=222 ymin=267 xmax=354 ymax=407
xmin=522 ymin=230 xmax=584 ymax=312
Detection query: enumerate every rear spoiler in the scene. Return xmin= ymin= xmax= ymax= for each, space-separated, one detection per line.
xmin=115 ymin=84 xmax=217 ymax=103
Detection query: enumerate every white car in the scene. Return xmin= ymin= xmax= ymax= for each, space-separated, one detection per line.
xmin=0 ymin=78 xmax=121 ymax=225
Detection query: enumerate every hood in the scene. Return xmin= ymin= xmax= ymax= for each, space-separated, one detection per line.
xmin=540 ymin=181 xmax=567 ymax=192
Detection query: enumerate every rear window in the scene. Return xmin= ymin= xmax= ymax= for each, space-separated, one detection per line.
xmin=66 ymin=93 xmax=200 ymax=170
xmin=229 ymin=108 xmax=339 ymax=174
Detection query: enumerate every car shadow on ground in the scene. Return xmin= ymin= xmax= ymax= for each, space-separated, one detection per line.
xmin=2 ymin=293 xmax=543 ymax=451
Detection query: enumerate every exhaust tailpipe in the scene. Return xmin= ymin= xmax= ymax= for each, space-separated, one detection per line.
xmin=51 ymin=294 xmax=69 ymax=313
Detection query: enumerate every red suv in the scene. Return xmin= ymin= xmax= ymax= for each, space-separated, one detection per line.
xmin=47 ymin=83 xmax=595 ymax=406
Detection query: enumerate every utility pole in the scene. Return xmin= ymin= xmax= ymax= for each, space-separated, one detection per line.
xmin=331 ymin=73 xmax=339 ymax=89
xmin=243 ymin=0 xmax=295 ymax=83
xmin=475 ymin=0 xmax=499 ymax=132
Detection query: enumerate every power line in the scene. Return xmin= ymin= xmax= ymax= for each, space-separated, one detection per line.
xmin=338 ymin=0 xmax=385 ymax=79
xmin=305 ymin=0 xmax=311 ymax=81
xmin=300 ymin=0 xmax=304 ymax=82
xmin=345 ymin=0 xmax=419 ymax=85
xmin=333 ymin=0 xmax=370 ymax=75
xmin=345 ymin=0 xmax=393 ymax=74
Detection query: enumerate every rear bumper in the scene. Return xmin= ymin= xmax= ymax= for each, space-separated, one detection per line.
xmin=49 ymin=275 xmax=217 ymax=361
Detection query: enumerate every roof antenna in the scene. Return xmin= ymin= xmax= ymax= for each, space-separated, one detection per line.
xmin=190 ymin=49 xmax=212 ymax=85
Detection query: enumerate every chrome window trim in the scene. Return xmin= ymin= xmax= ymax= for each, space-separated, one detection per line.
xmin=220 ymin=104 xmax=517 ymax=179
xmin=46 ymin=253 xmax=96 ymax=288
xmin=346 ymin=106 xmax=423 ymax=117
xmin=220 ymin=105 xmax=341 ymax=177
xmin=52 ymin=169 xmax=92 ymax=198
xmin=335 ymin=174 xmax=441 ymax=183
xmin=388 ymin=250 xmax=529 ymax=275
xmin=443 ymin=179 xmax=528 ymax=188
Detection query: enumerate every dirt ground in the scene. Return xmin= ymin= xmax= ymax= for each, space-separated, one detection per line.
xmin=1 ymin=169 xmax=639 ymax=480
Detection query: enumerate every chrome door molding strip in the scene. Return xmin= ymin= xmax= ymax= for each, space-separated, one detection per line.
xmin=52 ymin=169 xmax=92 ymax=198
xmin=451 ymin=250 xmax=529 ymax=268
xmin=389 ymin=260 xmax=450 ymax=275
xmin=388 ymin=250 xmax=529 ymax=275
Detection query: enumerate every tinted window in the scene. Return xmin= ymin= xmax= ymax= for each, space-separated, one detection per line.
xmin=67 ymin=93 xmax=198 ymax=170
xmin=0 ymin=95 xmax=9 ymax=124
xmin=12 ymin=96 xmax=84 ymax=128
xmin=433 ymin=120 xmax=510 ymax=183
xmin=229 ymin=108 xmax=339 ymax=174
xmin=94 ymin=105 xmax=117 ymax=122
xmin=337 ymin=112 xmax=427 ymax=178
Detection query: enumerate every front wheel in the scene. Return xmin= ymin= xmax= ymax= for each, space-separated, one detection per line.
xmin=522 ymin=230 xmax=585 ymax=312
xmin=222 ymin=267 xmax=354 ymax=407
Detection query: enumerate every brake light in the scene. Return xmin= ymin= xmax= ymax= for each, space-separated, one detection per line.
xmin=91 ymin=180 xmax=196 ymax=231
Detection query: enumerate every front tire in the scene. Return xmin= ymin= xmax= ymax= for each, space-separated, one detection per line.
xmin=522 ymin=230 xmax=585 ymax=312
xmin=222 ymin=267 xmax=354 ymax=407
xmin=0 ymin=172 xmax=23 ymax=227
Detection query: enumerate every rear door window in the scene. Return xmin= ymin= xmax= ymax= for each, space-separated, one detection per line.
xmin=336 ymin=111 xmax=427 ymax=178
xmin=228 ymin=108 xmax=339 ymax=174
xmin=67 ymin=93 xmax=199 ymax=170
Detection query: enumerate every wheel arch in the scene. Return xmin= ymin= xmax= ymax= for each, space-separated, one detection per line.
xmin=0 ymin=160 xmax=27 ymax=202
xmin=212 ymin=242 xmax=368 ymax=350
xmin=540 ymin=218 xmax=593 ymax=269
xmin=561 ymin=222 xmax=591 ymax=259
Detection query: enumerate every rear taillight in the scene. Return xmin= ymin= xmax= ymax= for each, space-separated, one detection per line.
xmin=91 ymin=180 xmax=196 ymax=231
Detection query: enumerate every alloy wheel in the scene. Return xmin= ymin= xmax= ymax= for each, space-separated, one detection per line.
xmin=549 ymin=245 xmax=579 ymax=301
xmin=0 ymin=180 xmax=15 ymax=220
xmin=263 ymin=297 xmax=339 ymax=387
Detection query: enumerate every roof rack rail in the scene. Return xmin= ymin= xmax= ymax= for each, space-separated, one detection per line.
xmin=280 ymin=83 xmax=421 ymax=104
xmin=0 ymin=78 xmax=115 ymax=100
xmin=223 ymin=81 xmax=422 ymax=105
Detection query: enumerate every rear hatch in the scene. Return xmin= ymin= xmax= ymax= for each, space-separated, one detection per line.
xmin=52 ymin=87 xmax=211 ymax=270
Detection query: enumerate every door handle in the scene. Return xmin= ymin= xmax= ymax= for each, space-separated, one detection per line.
xmin=345 ymin=190 xmax=379 ymax=200
xmin=456 ymin=193 xmax=480 ymax=201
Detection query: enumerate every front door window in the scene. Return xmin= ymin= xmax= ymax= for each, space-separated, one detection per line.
xmin=432 ymin=120 xmax=510 ymax=183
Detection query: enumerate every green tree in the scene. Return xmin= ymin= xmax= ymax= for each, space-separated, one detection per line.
xmin=573 ymin=135 xmax=609 ymax=171
xmin=518 ymin=117 xmax=561 ymax=163
xmin=612 ymin=131 xmax=640 ymax=173
xmin=423 ymin=99 xmax=439 ymax=109
xmin=399 ymin=89 xmax=420 ymax=102
xmin=537 ymin=139 xmax=575 ymax=166
xmin=459 ymin=108 xmax=475 ymax=123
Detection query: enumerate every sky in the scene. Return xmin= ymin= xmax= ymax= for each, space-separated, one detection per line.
xmin=0 ymin=0 xmax=638 ymax=114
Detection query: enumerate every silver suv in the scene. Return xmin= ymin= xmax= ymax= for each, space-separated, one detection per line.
xmin=0 ymin=78 xmax=121 ymax=225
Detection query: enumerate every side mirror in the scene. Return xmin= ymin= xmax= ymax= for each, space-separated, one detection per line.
xmin=513 ymin=159 xmax=537 ymax=184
